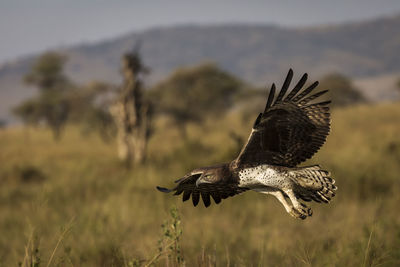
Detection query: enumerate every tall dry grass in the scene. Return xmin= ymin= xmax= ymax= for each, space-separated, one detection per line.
xmin=0 ymin=102 xmax=400 ymax=266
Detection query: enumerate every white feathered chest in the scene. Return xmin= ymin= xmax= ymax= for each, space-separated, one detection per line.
xmin=238 ymin=165 xmax=291 ymax=189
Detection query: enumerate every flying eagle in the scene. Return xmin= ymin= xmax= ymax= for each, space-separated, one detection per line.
xmin=157 ymin=69 xmax=336 ymax=219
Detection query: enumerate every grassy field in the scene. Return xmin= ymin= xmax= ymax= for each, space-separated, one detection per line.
xmin=1 ymin=102 xmax=400 ymax=266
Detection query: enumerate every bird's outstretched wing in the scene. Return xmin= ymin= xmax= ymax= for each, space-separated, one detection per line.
xmin=233 ymin=69 xmax=331 ymax=168
xmin=157 ymin=174 xmax=247 ymax=207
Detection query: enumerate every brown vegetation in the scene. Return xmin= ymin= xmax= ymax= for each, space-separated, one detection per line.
xmin=1 ymin=101 xmax=400 ymax=266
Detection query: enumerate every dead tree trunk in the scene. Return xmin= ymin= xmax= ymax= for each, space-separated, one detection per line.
xmin=109 ymin=50 xmax=152 ymax=167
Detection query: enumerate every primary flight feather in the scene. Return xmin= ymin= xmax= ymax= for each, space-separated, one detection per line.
xmin=157 ymin=69 xmax=336 ymax=219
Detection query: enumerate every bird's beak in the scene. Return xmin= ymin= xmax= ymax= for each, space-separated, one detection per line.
xmin=195 ymin=176 xmax=212 ymax=187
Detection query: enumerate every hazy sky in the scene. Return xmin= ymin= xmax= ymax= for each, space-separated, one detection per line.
xmin=1 ymin=0 xmax=400 ymax=64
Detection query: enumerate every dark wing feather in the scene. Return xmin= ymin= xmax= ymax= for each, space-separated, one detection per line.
xmin=275 ymin=69 xmax=293 ymax=102
xmin=285 ymin=73 xmax=307 ymax=100
xmin=157 ymin=174 xmax=247 ymax=208
xmin=234 ymin=69 xmax=331 ymax=168
xmin=265 ymin=83 xmax=276 ymax=111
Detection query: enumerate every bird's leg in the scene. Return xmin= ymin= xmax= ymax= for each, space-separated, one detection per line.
xmin=256 ymin=189 xmax=293 ymax=214
xmin=284 ymin=189 xmax=312 ymax=219
xmin=268 ymin=190 xmax=293 ymax=214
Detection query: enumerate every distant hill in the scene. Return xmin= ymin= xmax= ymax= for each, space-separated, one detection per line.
xmin=1 ymin=13 xmax=400 ymax=123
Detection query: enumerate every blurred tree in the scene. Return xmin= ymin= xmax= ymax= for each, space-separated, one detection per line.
xmin=109 ymin=48 xmax=153 ymax=166
xmin=319 ymin=73 xmax=366 ymax=107
xmin=24 ymin=52 xmax=68 ymax=89
xmin=67 ymin=81 xmax=116 ymax=141
xmin=150 ymin=63 xmax=242 ymax=137
xmin=13 ymin=52 xmax=71 ymax=139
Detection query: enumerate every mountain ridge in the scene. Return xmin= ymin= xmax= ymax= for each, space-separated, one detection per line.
xmin=1 ymin=13 xmax=400 ymax=123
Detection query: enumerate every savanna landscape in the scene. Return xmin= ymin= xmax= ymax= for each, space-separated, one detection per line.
xmin=2 ymin=3 xmax=400 ymax=267
xmin=1 ymin=100 xmax=400 ymax=266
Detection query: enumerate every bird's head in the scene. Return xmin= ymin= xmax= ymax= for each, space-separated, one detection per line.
xmin=191 ymin=164 xmax=228 ymax=187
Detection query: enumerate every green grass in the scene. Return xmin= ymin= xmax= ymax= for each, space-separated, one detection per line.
xmin=1 ymin=102 xmax=400 ymax=266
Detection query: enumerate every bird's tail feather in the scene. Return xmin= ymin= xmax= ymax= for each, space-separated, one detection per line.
xmin=290 ymin=165 xmax=337 ymax=203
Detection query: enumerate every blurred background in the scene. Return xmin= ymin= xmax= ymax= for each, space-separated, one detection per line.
xmin=1 ymin=0 xmax=400 ymax=266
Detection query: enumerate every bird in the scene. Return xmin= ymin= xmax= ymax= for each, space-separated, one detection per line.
xmin=157 ymin=69 xmax=336 ymax=220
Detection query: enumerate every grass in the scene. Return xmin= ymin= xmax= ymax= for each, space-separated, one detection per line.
xmin=1 ymin=102 xmax=400 ymax=266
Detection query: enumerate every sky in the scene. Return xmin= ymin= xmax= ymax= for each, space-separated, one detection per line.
xmin=1 ymin=0 xmax=400 ymax=64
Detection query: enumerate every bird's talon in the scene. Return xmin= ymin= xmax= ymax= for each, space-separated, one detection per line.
xmin=289 ymin=204 xmax=312 ymax=220
xmin=307 ymin=208 xmax=313 ymax=216
xmin=289 ymin=208 xmax=305 ymax=220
